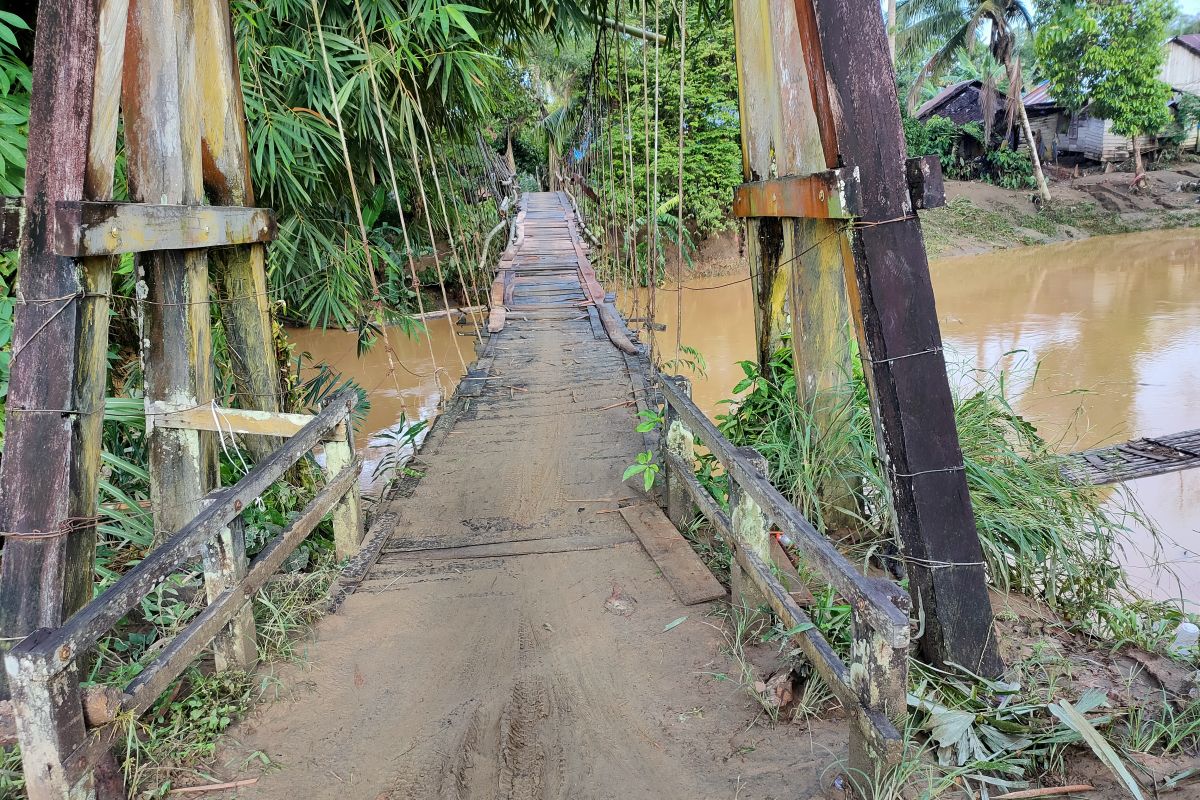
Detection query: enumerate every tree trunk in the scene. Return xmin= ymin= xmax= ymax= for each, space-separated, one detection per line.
xmin=1132 ymin=136 xmax=1146 ymax=190
xmin=1017 ymin=99 xmax=1052 ymax=203
xmin=505 ymin=128 xmax=516 ymax=173
xmin=887 ymin=0 xmax=896 ymax=64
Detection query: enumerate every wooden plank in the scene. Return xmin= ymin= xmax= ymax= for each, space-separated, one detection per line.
xmin=124 ymin=0 xmax=220 ymax=544
xmin=145 ymin=402 xmax=343 ymax=440
xmin=0 ymin=197 xmax=22 ymax=251
xmin=732 ymin=168 xmax=862 ymax=218
xmin=53 ymin=201 xmax=277 ymax=257
xmin=806 ymin=0 xmax=1001 ymax=675
xmin=905 ymin=155 xmax=946 ymax=210
xmin=620 ymin=505 xmax=725 ymax=605
xmin=57 ymin=457 xmax=361 ymax=785
xmin=8 ymin=392 xmax=355 ymax=677
xmin=196 ymin=0 xmax=282 ymax=459
xmin=0 ymin=0 xmax=103 ymax=737
xmin=381 ymin=530 xmax=636 ymax=561
xmin=659 ymin=377 xmax=909 ymax=643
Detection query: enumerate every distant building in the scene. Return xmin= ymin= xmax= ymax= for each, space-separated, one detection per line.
xmin=1016 ymin=35 xmax=1200 ymax=163
xmin=915 ymin=79 xmax=1011 ymax=158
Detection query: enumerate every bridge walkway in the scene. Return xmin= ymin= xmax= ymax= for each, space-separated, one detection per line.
xmin=216 ymin=192 xmax=837 ymax=798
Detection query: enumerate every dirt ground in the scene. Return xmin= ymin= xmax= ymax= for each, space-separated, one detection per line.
xmin=929 ymin=163 xmax=1200 ymax=257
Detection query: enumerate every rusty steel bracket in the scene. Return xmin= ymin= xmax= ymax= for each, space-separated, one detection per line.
xmin=1 ymin=196 xmax=23 ymax=251
xmin=905 ymin=155 xmax=945 ymax=210
xmin=732 ymin=167 xmax=861 ymax=219
xmin=53 ymin=201 xmax=277 ymax=257
xmin=733 ymin=157 xmax=945 ymax=220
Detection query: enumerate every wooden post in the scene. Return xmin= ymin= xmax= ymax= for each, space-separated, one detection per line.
xmin=802 ymin=0 xmax=1002 ymax=674
xmin=0 ymin=0 xmax=109 ymax=697
xmin=731 ymin=0 xmax=856 ymax=527
xmin=729 ymin=447 xmax=771 ymax=617
xmin=324 ymin=418 xmax=363 ymax=560
xmin=661 ymin=376 xmax=694 ymax=528
xmin=196 ymin=0 xmax=282 ymax=458
xmin=124 ymin=0 xmax=220 ymax=541
xmin=848 ymin=583 xmax=910 ymax=779
xmin=204 ymin=515 xmax=258 ymax=672
xmin=5 ymin=635 xmax=91 ymax=799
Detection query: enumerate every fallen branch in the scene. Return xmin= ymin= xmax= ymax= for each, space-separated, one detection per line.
xmin=993 ymin=786 xmax=1093 ymax=800
xmin=168 ymin=778 xmax=259 ymax=795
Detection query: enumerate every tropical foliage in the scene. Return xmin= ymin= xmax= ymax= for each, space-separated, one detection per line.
xmin=1035 ymin=0 xmax=1175 ymax=173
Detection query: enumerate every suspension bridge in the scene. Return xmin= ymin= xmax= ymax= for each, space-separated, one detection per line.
xmin=0 ymin=0 xmax=1030 ymax=796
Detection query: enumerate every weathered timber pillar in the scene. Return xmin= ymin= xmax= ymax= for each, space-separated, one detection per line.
xmin=731 ymin=0 xmax=857 ymax=528
xmin=124 ymin=0 xmax=220 ymax=540
xmin=801 ymin=0 xmax=1002 ymax=673
xmin=0 ymin=0 xmax=122 ymax=709
xmin=729 ymin=447 xmax=771 ymax=622
xmin=197 ymin=0 xmax=283 ymax=459
xmin=661 ymin=376 xmax=695 ymax=528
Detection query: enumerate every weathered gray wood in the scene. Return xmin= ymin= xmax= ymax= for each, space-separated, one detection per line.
xmin=4 ymin=634 xmax=92 ymax=799
xmin=124 ymin=0 xmax=220 ymax=544
xmin=805 ymin=0 xmax=1002 ymax=675
xmin=619 ymin=505 xmax=725 ymax=605
xmin=661 ymin=375 xmax=694 ymax=527
xmin=8 ymin=393 xmax=355 ymax=677
xmin=55 ymin=457 xmax=361 ymax=785
xmin=729 ymin=448 xmax=771 ymax=614
xmin=123 ymin=459 xmax=360 ymax=712
xmin=146 ymin=402 xmax=343 ymax=441
xmin=659 ymin=377 xmax=909 ymax=645
xmin=324 ymin=419 xmax=363 ymax=560
xmin=0 ymin=196 xmax=22 ymax=251
xmin=52 ymin=201 xmax=277 ymax=257
xmin=848 ymin=588 xmax=910 ymax=777
xmin=203 ymin=515 xmax=258 ymax=673
xmin=0 ymin=0 xmax=103 ymax=721
xmin=905 ymin=155 xmax=945 ymax=210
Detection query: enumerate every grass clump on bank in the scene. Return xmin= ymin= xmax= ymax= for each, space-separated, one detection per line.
xmin=684 ymin=341 xmax=1200 ymax=797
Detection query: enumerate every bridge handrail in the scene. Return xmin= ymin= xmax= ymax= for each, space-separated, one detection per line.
xmin=5 ymin=390 xmax=363 ymax=795
xmin=656 ymin=375 xmax=910 ymax=768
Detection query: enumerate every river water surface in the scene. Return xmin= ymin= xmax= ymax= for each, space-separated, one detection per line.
xmin=292 ymin=229 xmax=1200 ymax=604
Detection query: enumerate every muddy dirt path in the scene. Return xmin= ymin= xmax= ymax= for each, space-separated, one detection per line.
xmin=215 ymin=194 xmax=840 ymax=799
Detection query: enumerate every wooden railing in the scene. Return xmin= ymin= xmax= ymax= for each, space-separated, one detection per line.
xmin=5 ymin=392 xmax=363 ymax=799
xmin=657 ymin=375 xmax=910 ymax=777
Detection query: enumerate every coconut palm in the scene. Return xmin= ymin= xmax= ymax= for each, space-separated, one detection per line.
xmin=897 ymin=0 xmax=1051 ymax=201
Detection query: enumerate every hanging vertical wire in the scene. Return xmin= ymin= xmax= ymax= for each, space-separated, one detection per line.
xmin=675 ymin=0 xmax=686 ymax=364
xmin=649 ymin=0 xmax=663 ymax=364
xmin=412 ymin=92 xmax=485 ymax=343
xmin=639 ymin=0 xmax=653 ymax=336
xmin=617 ymin=28 xmax=642 ymax=325
xmin=350 ymin=0 xmax=447 ymax=389
xmin=399 ymin=98 xmax=469 ymax=372
xmin=309 ymin=0 xmax=410 ymax=391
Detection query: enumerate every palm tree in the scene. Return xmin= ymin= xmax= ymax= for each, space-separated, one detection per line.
xmin=898 ymin=0 xmax=1051 ymax=202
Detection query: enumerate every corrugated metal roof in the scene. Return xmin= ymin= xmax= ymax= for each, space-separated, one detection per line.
xmin=1023 ymin=81 xmax=1055 ymax=107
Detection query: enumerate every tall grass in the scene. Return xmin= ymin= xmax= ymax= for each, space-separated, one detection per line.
xmin=711 ymin=341 xmax=1152 ymax=630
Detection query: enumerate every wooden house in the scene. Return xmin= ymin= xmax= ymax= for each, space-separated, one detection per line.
xmin=1019 ymin=82 xmax=1159 ymax=163
xmin=915 ymin=79 xmax=1010 ymax=157
xmin=1162 ymin=35 xmax=1200 ymax=149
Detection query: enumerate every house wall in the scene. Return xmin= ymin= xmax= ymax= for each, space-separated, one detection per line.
xmin=1059 ymin=115 xmax=1156 ymax=162
xmin=1161 ymin=42 xmax=1200 ymax=94
xmin=1018 ymin=112 xmax=1062 ymax=160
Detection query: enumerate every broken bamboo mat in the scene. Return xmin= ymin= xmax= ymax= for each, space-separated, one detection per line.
xmin=1062 ymin=428 xmax=1200 ymax=485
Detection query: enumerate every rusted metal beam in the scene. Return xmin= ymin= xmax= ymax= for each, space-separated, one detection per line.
xmin=0 ymin=197 xmax=22 ymax=251
xmin=732 ymin=168 xmax=861 ymax=219
xmin=53 ymin=201 xmax=276 ymax=257
xmin=906 ymin=155 xmax=946 ymax=210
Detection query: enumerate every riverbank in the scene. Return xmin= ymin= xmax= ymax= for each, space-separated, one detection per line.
xmin=925 ymin=166 xmax=1200 ymax=257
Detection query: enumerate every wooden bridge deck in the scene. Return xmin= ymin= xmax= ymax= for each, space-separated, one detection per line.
xmin=218 ymin=193 xmax=837 ymax=798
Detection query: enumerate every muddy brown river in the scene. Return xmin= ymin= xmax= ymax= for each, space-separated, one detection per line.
xmin=293 ymin=228 xmax=1200 ymax=605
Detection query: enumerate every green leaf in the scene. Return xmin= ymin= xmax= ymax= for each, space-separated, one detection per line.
xmin=663 ymin=616 xmax=687 ymax=632
xmin=1049 ymin=700 xmax=1146 ymax=800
